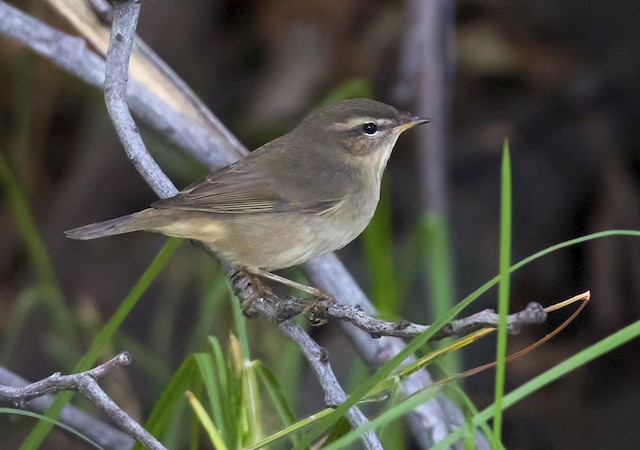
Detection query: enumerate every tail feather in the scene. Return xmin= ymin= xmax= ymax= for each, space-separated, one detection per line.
xmin=65 ymin=210 xmax=153 ymax=240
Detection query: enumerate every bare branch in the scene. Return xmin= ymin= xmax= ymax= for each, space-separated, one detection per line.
xmin=440 ymin=302 xmax=547 ymax=337
xmin=0 ymin=353 xmax=165 ymax=450
xmin=1 ymin=353 xmax=126 ymax=405
xmin=280 ymin=299 xmax=547 ymax=339
xmin=104 ymin=0 xmax=177 ymax=198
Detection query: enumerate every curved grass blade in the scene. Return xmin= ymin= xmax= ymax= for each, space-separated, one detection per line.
xmin=0 ymin=408 xmax=104 ymax=449
xmin=131 ymin=355 xmax=198 ymax=450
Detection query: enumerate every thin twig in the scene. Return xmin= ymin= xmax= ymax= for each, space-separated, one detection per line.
xmin=0 ymin=353 xmax=165 ymax=450
xmin=0 ymin=353 xmax=128 ymax=405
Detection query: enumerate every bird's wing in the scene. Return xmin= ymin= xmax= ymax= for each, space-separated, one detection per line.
xmin=151 ymin=159 xmax=342 ymax=215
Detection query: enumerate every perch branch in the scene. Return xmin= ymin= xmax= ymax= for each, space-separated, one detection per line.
xmin=280 ymin=300 xmax=547 ymax=339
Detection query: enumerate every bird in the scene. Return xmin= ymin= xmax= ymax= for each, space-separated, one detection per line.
xmin=66 ymin=98 xmax=429 ymax=294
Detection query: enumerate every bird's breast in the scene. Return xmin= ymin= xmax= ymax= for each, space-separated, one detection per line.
xmin=319 ymin=185 xmax=380 ymax=246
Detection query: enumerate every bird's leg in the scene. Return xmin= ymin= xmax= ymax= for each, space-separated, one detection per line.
xmin=250 ymin=268 xmax=333 ymax=324
xmin=230 ymin=269 xmax=273 ymax=317
xmin=251 ymin=268 xmax=325 ymax=297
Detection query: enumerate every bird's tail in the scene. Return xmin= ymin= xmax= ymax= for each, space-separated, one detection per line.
xmin=65 ymin=209 xmax=156 ymax=240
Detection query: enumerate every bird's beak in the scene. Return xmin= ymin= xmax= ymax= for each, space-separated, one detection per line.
xmin=393 ymin=116 xmax=432 ymax=133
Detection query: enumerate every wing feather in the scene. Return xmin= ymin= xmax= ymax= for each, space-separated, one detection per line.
xmin=152 ymin=160 xmax=341 ymax=215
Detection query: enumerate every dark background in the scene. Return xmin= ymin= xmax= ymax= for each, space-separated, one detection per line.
xmin=1 ymin=0 xmax=639 ymax=448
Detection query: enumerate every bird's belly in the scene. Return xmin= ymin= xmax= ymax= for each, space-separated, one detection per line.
xmin=208 ymin=208 xmax=373 ymax=271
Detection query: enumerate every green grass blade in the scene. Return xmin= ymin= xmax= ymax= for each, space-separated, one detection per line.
xmin=493 ymin=140 xmax=512 ymax=446
xmin=22 ymin=238 xmax=181 ymax=450
xmin=421 ymin=211 xmax=458 ymax=372
xmin=230 ymin=285 xmax=251 ymax=360
xmin=322 ymin=387 xmax=440 ymax=450
xmin=0 ymin=408 xmax=104 ymax=449
xmin=323 ymin=416 xmax=353 ymax=445
xmin=433 ymin=319 xmax=640 ymax=449
xmin=255 ymin=361 xmax=297 ymax=430
xmin=131 ymin=356 xmax=198 ymax=450
xmin=511 ymin=230 xmax=640 ymax=272
xmin=362 ymin=180 xmax=399 ymax=315
xmin=186 ymin=269 xmax=228 ymax=353
xmin=0 ymin=150 xmax=78 ymax=353
xmin=248 ymin=408 xmax=334 ymax=450
xmin=378 ymin=378 xmax=406 ymax=449
xmin=187 ymin=385 xmax=201 ymax=450
xmin=207 ymin=336 xmax=234 ymax=443
xmin=193 ymin=350 xmax=230 ymax=444
xmin=443 ymin=230 xmax=640 ymax=337
xmin=244 ymin=361 xmax=264 ymax=445
xmin=0 ymin=288 xmax=39 ymax=364
xmin=333 ymin=313 xmax=639 ymax=450
xmin=443 ymin=384 xmax=504 ymax=450
xmin=186 ymin=391 xmax=229 ymax=450
xmin=319 ymin=78 xmax=371 ymax=105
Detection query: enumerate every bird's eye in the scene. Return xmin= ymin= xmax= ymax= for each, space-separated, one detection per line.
xmin=362 ymin=123 xmax=378 ymax=135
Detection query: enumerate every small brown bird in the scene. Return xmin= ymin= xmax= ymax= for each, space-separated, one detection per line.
xmin=66 ymin=99 xmax=429 ymax=290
